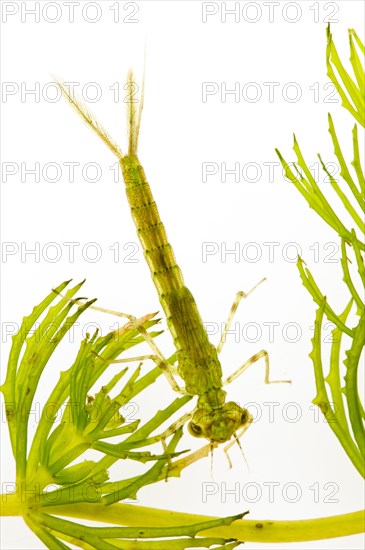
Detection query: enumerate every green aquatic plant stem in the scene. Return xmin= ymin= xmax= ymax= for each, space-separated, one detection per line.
xmin=1 ymin=496 xmax=364 ymax=544
xmin=276 ymin=25 xmax=364 ymax=480
xmin=309 ymin=298 xmax=364 ymax=478
xmin=326 ymin=27 xmax=365 ymax=126
xmin=1 ymin=279 xmax=259 ymax=548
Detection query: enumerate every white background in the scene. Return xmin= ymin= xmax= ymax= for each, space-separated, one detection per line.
xmin=1 ymin=1 xmax=364 ymax=549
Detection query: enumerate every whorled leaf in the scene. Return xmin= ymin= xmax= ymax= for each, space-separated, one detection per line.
xmin=276 ymin=26 xmax=365 ymax=478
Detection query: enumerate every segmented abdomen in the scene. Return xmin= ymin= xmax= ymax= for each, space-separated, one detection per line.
xmin=120 ymin=154 xmax=218 ymax=370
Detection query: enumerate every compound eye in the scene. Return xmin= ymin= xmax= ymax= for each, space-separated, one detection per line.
xmin=240 ymin=411 xmax=248 ymax=424
xmin=189 ymin=422 xmax=203 ymax=437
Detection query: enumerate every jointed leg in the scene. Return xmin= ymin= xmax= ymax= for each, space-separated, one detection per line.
xmin=81 ymin=301 xmax=166 ymax=361
xmin=63 ymin=296 xmax=185 ymax=393
xmin=98 ymin=353 xmax=186 ymax=394
xmin=158 ymin=410 xmax=195 ymax=480
xmin=166 ymin=441 xmax=215 ymax=479
xmin=223 ymin=349 xmax=291 ymax=386
xmin=95 ymin=307 xmax=182 ymax=389
xmin=160 ymin=410 xmax=195 ymax=441
xmin=52 ymin=288 xmax=165 ymax=362
xmin=217 ymin=278 xmax=266 ymax=355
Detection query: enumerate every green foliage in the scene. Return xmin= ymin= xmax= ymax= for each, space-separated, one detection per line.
xmin=2 ymin=25 xmax=364 ymax=550
xmin=276 ymin=26 xmax=365 ymax=478
xmin=0 ymin=280 xmax=244 ymax=548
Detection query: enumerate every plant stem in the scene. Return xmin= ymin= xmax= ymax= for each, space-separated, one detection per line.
xmin=1 ymin=495 xmax=364 ymax=543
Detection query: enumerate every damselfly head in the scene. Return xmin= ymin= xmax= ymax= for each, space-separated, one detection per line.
xmin=188 ymin=402 xmax=253 ymax=444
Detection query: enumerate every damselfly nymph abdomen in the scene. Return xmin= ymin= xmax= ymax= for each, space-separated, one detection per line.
xmin=120 ymin=153 xmax=252 ymax=444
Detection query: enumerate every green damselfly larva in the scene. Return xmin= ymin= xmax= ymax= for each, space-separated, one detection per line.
xmin=56 ymin=70 xmax=290 ymax=469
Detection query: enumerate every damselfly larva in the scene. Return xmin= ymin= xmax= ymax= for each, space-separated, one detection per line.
xmin=56 ymin=71 xmax=289 ymax=461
